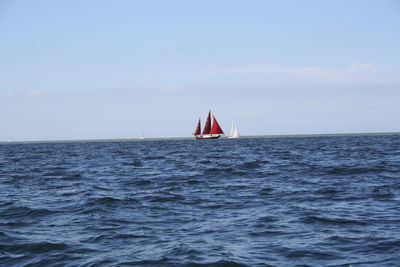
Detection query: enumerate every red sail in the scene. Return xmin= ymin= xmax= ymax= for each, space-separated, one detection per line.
xmin=193 ymin=119 xmax=201 ymax=136
xmin=210 ymin=115 xmax=224 ymax=135
xmin=202 ymin=111 xmax=211 ymax=134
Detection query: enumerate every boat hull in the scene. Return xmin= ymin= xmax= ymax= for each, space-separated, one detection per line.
xmin=195 ymin=135 xmax=221 ymax=139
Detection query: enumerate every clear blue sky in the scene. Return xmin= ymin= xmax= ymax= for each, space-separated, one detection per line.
xmin=1 ymin=0 xmax=399 ymax=140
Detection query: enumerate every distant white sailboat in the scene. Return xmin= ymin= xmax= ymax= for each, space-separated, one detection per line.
xmin=139 ymin=131 xmax=144 ymax=140
xmin=228 ymin=122 xmax=239 ymax=139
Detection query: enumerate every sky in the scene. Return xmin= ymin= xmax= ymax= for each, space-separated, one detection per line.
xmin=1 ymin=0 xmax=400 ymax=141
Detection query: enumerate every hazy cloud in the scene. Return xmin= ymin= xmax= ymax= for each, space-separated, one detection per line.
xmin=206 ymin=62 xmax=400 ymax=85
xmin=158 ymin=84 xmax=185 ymax=94
xmin=177 ymin=41 xmax=212 ymax=50
xmin=0 ymin=91 xmax=16 ymax=97
xmin=25 ymin=90 xmax=47 ymax=96
xmin=0 ymin=90 xmax=47 ymax=97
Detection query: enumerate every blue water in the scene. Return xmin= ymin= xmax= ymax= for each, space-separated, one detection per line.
xmin=1 ymin=136 xmax=400 ymax=266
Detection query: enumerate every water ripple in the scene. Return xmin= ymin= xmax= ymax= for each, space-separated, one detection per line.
xmin=1 ymin=135 xmax=400 ymax=266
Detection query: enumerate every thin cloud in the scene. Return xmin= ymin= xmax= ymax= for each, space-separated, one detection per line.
xmin=205 ymin=62 xmax=400 ymax=84
xmin=0 ymin=90 xmax=47 ymax=97
xmin=25 ymin=90 xmax=46 ymax=96
xmin=0 ymin=91 xmax=15 ymax=97
xmin=177 ymin=41 xmax=212 ymax=50
xmin=158 ymin=84 xmax=185 ymax=94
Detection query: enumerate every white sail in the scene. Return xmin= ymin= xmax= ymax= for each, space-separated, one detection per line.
xmin=139 ymin=131 xmax=144 ymax=140
xmin=228 ymin=122 xmax=239 ymax=138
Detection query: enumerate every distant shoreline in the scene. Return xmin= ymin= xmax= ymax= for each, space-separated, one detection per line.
xmin=1 ymin=132 xmax=399 ymax=145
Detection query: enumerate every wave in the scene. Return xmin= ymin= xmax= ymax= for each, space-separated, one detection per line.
xmin=0 ymin=241 xmax=70 ymax=254
xmin=147 ymin=194 xmax=185 ymax=203
xmin=122 ymin=160 xmax=143 ymax=167
xmin=117 ymin=259 xmax=249 ymax=267
xmin=88 ymin=233 xmax=149 ymax=243
xmin=258 ymin=187 xmax=274 ymax=195
xmin=144 ymin=156 xmax=166 ymax=160
xmin=314 ymin=187 xmax=340 ymax=195
xmin=62 ymin=173 xmax=83 ymax=180
xmin=248 ymin=230 xmax=284 ymax=237
xmin=285 ymin=249 xmax=338 ymax=260
xmin=303 ymin=216 xmax=369 ymax=226
xmin=85 ymin=196 xmax=140 ymax=206
xmin=183 ymin=260 xmax=249 ymax=267
xmin=239 ymin=161 xmax=263 ymax=170
xmin=325 ymin=166 xmax=386 ymax=175
xmin=1 ymin=136 xmax=399 ymax=266
xmin=203 ymin=167 xmax=235 ymax=175
xmin=1 ymin=206 xmax=55 ymax=218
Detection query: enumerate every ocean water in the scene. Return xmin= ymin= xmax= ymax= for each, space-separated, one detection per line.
xmin=1 ymin=135 xmax=399 ymax=266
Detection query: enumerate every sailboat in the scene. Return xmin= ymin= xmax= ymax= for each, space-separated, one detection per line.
xmin=228 ymin=121 xmax=239 ymax=139
xmin=139 ymin=131 xmax=144 ymax=140
xmin=193 ymin=111 xmax=224 ymax=139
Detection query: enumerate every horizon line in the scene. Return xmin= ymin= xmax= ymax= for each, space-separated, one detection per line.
xmin=1 ymin=131 xmax=399 ymax=145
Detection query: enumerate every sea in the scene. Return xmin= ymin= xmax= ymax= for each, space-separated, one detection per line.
xmin=1 ymin=135 xmax=399 ymax=266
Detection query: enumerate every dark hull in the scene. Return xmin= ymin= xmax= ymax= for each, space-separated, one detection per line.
xmin=195 ymin=135 xmax=221 ymax=139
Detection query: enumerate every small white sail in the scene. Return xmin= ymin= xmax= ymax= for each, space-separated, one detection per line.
xmin=228 ymin=122 xmax=239 ymax=139
xmin=139 ymin=131 xmax=144 ymax=140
